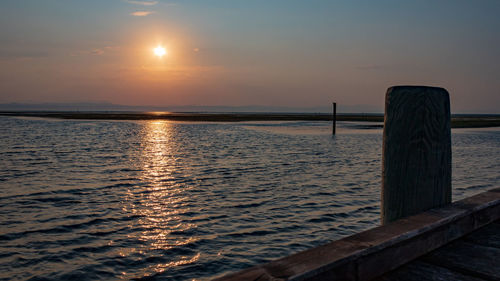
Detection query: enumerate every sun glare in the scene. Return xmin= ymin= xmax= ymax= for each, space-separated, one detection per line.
xmin=153 ymin=46 xmax=167 ymax=58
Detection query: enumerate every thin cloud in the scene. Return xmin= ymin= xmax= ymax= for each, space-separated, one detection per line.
xmin=0 ymin=50 xmax=49 ymax=59
xmin=71 ymin=46 xmax=120 ymax=57
xmin=91 ymin=49 xmax=105 ymax=55
xmin=130 ymin=11 xmax=155 ymax=16
xmin=124 ymin=0 xmax=158 ymax=5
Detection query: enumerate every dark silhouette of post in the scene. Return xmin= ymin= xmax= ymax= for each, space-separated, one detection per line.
xmin=332 ymin=102 xmax=336 ymax=135
xmin=382 ymin=86 xmax=451 ymax=224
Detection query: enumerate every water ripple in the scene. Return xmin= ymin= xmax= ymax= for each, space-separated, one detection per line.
xmin=0 ymin=117 xmax=498 ymax=280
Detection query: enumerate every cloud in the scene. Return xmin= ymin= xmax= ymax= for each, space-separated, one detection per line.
xmin=71 ymin=46 xmax=120 ymax=57
xmin=91 ymin=49 xmax=105 ymax=55
xmin=130 ymin=11 xmax=155 ymax=16
xmin=124 ymin=0 xmax=158 ymax=5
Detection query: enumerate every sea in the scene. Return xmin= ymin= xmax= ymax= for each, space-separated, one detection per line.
xmin=0 ymin=116 xmax=498 ymax=280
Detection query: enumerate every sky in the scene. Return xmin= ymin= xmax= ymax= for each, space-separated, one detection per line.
xmin=0 ymin=0 xmax=499 ymax=113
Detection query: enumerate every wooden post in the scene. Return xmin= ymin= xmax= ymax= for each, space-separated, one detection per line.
xmin=382 ymin=86 xmax=451 ymax=224
xmin=332 ymin=102 xmax=336 ymax=135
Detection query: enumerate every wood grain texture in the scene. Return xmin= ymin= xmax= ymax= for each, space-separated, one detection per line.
xmin=373 ymin=219 xmax=500 ymax=281
xmin=422 ymin=240 xmax=500 ymax=280
xmin=463 ymin=221 xmax=500 ymax=249
xmin=382 ymin=86 xmax=451 ymax=224
xmin=375 ymin=260 xmax=486 ymax=281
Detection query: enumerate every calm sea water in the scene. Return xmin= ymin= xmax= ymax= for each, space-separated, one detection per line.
xmin=0 ymin=116 xmax=498 ymax=280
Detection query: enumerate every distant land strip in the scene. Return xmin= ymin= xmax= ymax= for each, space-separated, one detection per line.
xmin=1 ymin=111 xmax=500 ymax=128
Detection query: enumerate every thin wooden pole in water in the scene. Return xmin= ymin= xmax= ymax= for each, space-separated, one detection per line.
xmin=332 ymin=102 xmax=336 ymax=135
xmin=381 ymin=86 xmax=451 ymax=224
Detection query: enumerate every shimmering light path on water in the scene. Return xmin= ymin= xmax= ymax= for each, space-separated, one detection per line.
xmin=0 ymin=117 xmax=498 ymax=280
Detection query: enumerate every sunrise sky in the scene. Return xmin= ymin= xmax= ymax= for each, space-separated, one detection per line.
xmin=0 ymin=0 xmax=499 ymax=113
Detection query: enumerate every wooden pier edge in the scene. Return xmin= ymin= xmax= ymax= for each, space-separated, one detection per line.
xmin=213 ymin=188 xmax=500 ymax=281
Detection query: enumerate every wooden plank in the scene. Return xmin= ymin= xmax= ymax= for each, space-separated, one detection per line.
xmin=374 ymin=222 xmax=500 ymax=281
xmin=382 ymin=86 xmax=451 ymax=224
xmin=463 ymin=221 xmax=500 ymax=249
xmin=422 ymin=240 xmax=500 ymax=280
xmin=375 ymin=260 xmax=486 ymax=281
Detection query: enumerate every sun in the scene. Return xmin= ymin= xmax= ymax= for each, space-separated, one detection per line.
xmin=153 ymin=45 xmax=167 ymax=58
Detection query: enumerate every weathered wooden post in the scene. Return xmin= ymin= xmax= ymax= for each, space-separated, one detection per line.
xmin=382 ymin=86 xmax=451 ymax=224
xmin=332 ymin=102 xmax=337 ymax=135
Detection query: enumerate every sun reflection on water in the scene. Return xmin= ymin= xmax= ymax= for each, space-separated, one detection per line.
xmin=123 ymin=121 xmax=200 ymax=278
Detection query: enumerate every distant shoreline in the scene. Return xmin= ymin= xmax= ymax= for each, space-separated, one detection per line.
xmin=1 ymin=111 xmax=500 ymax=128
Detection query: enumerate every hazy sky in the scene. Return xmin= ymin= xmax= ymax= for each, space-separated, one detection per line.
xmin=0 ymin=0 xmax=499 ymax=112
